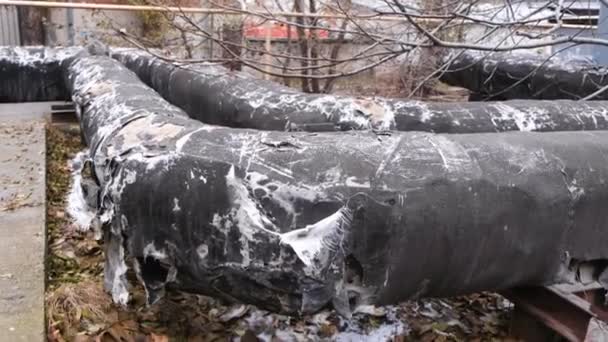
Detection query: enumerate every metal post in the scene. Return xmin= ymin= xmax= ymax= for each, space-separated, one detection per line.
xmin=595 ymin=1 xmax=608 ymax=64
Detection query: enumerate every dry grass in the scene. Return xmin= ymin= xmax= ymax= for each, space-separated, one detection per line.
xmin=47 ymin=280 xmax=117 ymax=340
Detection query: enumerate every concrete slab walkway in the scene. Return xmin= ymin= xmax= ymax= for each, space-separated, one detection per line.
xmin=0 ymin=103 xmax=56 ymax=341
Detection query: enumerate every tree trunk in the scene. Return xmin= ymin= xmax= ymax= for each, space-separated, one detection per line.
xmin=219 ymin=0 xmax=243 ymax=71
xmin=308 ymin=0 xmax=320 ymax=93
xmin=294 ymin=0 xmax=311 ymax=92
xmin=17 ymin=7 xmax=46 ymax=45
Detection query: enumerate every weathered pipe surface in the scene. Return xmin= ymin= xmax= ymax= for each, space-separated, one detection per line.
xmin=441 ymin=51 xmax=608 ymax=101
xmin=0 ymin=46 xmax=85 ymax=103
xmin=111 ymin=49 xmax=608 ymax=133
xmin=67 ymin=55 xmax=608 ymax=316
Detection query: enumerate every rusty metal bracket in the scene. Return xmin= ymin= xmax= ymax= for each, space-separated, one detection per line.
xmin=503 ymin=283 xmax=608 ymax=341
xmin=50 ymin=103 xmax=77 ymax=124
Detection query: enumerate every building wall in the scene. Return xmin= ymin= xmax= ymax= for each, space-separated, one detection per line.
xmin=45 ymin=8 xmax=142 ymax=46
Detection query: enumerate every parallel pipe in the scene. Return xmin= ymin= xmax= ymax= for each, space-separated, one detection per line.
xmin=6 ymin=46 xmax=608 ymax=134
xmin=113 ymin=49 xmax=608 ymax=133
xmin=0 ymin=46 xmax=84 ymax=102
xmin=440 ymin=51 xmax=608 ymax=101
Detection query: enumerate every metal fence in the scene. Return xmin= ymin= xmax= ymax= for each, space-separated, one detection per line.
xmin=0 ymin=5 xmax=20 ymax=45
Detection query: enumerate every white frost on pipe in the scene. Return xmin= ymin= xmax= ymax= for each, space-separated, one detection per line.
xmin=225 ymin=165 xmax=279 ymax=239
xmin=0 ymin=46 xmax=84 ymax=65
xmin=66 ymin=149 xmax=96 ymax=232
xmin=490 ymin=103 xmax=538 ymax=131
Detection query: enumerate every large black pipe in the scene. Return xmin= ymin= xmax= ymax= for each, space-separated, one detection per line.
xmin=440 ymin=51 xmax=608 ymax=101
xmin=66 ymin=55 xmax=608 ymax=315
xmin=0 ymin=46 xmax=85 ymax=103
xmin=4 ymin=46 xmax=608 ymax=134
xmin=111 ymin=49 xmax=608 ymax=133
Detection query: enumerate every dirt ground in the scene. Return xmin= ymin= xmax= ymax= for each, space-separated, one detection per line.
xmin=45 ymin=126 xmax=514 ymax=342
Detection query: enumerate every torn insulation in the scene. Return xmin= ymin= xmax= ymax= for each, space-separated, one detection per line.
xmin=62 ymin=54 xmax=608 ymax=316
xmin=4 ymin=46 xmax=608 ymax=316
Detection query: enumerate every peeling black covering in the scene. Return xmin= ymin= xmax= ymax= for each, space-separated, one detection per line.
xmin=440 ymin=51 xmax=608 ymax=101
xmin=67 ymin=55 xmax=608 ymax=316
xmin=4 ymin=46 xmax=608 ymax=133
xmin=111 ymin=49 xmax=608 ymax=133
xmin=0 ymin=46 xmax=85 ymax=103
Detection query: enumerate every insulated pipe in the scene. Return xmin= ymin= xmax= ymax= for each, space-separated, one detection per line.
xmin=112 ymin=49 xmax=608 ymax=133
xmin=67 ymin=55 xmax=608 ymax=315
xmin=4 ymin=46 xmax=608 ymax=133
xmin=440 ymin=51 xmax=608 ymax=101
xmin=0 ymin=46 xmax=85 ymax=102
